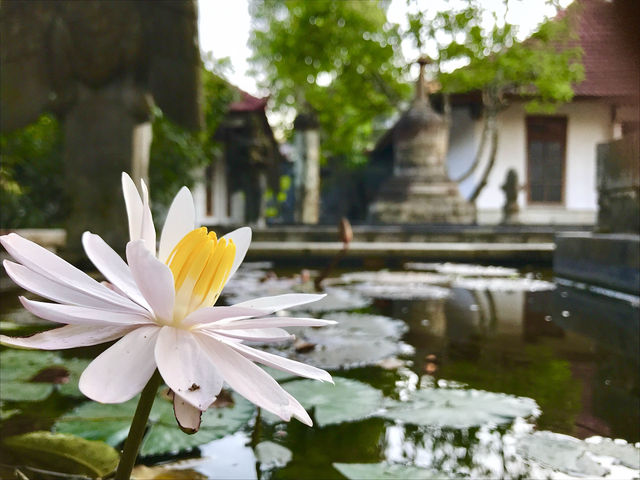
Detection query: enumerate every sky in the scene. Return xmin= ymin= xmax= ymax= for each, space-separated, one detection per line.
xmin=197 ymin=0 xmax=572 ymax=96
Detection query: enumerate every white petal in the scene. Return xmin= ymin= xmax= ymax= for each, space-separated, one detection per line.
xmin=194 ymin=332 xmax=299 ymax=422
xmin=158 ymin=187 xmax=195 ymax=263
xmin=232 ymin=293 xmax=326 ymax=314
xmin=1 ymin=234 xmax=144 ymax=313
xmin=284 ymin=391 xmax=313 ymax=426
xmin=173 ymin=392 xmax=202 ymax=434
xmin=82 ymin=232 xmax=152 ymax=311
xmin=182 ymin=306 xmax=265 ymax=328
xmin=211 ymin=316 xmax=337 ymax=330
xmin=221 ymin=227 xmax=251 ymax=283
xmin=3 ymin=260 xmax=132 ymax=311
xmin=79 ymin=325 xmax=160 ymax=403
xmin=20 ymin=297 xmax=153 ymax=326
xmin=0 ymin=324 xmax=134 ymax=350
xmin=126 ymin=241 xmax=175 ymax=323
xmin=215 ymin=328 xmax=294 ymax=343
xmin=122 ymin=172 xmax=143 ymax=242
xmin=154 ymin=326 xmax=223 ymax=410
xmin=210 ymin=333 xmax=333 ymax=383
xmin=139 ymin=179 xmax=156 ymax=255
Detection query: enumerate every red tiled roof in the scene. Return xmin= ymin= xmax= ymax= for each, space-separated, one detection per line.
xmin=570 ymin=0 xmax=639 ymax=98
xmin=229 ymin=89 xmax=269 ymax=112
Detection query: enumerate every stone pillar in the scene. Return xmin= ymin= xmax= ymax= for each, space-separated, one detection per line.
xmin=293 ymin=112 xmax=320 ymax=224
xmin=63 ymin=81 xmax=152 ymax=258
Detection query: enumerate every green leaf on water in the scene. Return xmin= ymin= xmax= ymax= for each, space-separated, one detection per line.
xmin=56 ymin=357 xmax=91 ymax=398
xmin=3 ymin=431 xmax=119 ymax=478
xmin=380 ymin=388 xmax=540 ymax=429
xmin=0 ymin=349 xmax=61 ymax=382
xmin=54 ymin=398 xmax=139 ymax=446
xmin=140 ymin=393 xmax=255 ymax=456
xmin=55 ymin=391 xmax=256 ymax=457
xmin=264 ymin=377 xmax=385 ymax=427
xmin=0 ymin=381 xmax=54 ymax=402
xmin=333 ymin=462 xmax=442 ymax=479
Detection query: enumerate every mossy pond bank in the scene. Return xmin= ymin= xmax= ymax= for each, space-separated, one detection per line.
xmin=1 ymin=262 xmax=638 ymax=479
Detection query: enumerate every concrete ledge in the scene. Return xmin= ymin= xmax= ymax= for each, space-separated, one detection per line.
xmin=554 ymin=232 xmax=640 ymax=295
xmin=247 ymin=241 xmax=554 ymax=263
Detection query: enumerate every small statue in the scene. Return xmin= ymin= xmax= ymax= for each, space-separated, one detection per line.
xmin=501 ymin=168 xmax=520 ymax=224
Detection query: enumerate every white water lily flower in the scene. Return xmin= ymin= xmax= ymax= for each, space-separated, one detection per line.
xmin=1 ymin=173 xmax=334 ymax=431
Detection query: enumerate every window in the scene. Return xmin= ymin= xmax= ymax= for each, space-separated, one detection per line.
xmin=526 ymin=116 xmax=567 ymax=204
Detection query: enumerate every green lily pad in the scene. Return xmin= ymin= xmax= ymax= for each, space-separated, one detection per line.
xmin=278 ymin=313 xmax=412 ymax=369
xmin=0 ymin=381 xmax=54 ymax=402
xmin=0 ymin=400 xmax=21 ymax=420
xmin=517 ymin=431 xmax=640 ymax=477
xmin=334 ymin=462 xmax=442 ymax=479
xmin=381 ymin=388 xmax=540 ymax=429
xmin=55 ymin=391 xmax=256 ymax=457
xmin=264 ymin=377 xmax=384 ymax=427
xmin=140 ymin=394 xmax=255 ymax=457
xmin=3 ymin=431 xmax=119 ymax=478
xmin=0 ymin=350 xmax=63 ymax=402
xmin=54 ymin=398 xmax=139 ymax=446
xmin=0 ymin=350 xmax=61 ymax=382
xmin=56 ymin=357 xmax=91 ymax=398
xmin=255 ymin=441 xmax=292 ymax=470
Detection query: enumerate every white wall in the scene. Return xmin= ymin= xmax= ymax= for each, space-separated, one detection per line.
xmin=447 ymin=99 xmax=612 ymax=225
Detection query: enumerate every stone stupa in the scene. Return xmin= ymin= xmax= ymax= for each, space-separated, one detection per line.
xmin=369 ymin=57 xmax=476 ymax=224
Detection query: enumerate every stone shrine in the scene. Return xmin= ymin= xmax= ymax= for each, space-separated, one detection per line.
xmin=369 ymin=57 xmax=475 ymax=224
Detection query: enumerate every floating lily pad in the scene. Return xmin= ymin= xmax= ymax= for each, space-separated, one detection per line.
xmin=55 ymin=391 xmax=256 ymax=457
xmin=131 ymin=465 xmax=208 ymax=480
xmin=381 ymin=388 xmax=540 ymax=429
xmin=341 ymin=271 xmax=450 ymax=285
xmin=584 ymin=436 xmax=640 ymax=469
xmin=0 ymin=400 xmax=20 ymax=420
xmin=338 ymin=271 xmax=451 ymax=300
xmin=452 ymin=277 xmax=554 ymax=292
xmin=0 ymin=350 xmax=61 ymax=382
xmin=278 ymin=313 xmax=412 ymax=369
xmin=518 ymin=431 xmax=640 ymax=478
xmin=334 ymin=462 xmax=442 ymax=479
xmin=141 ymin=394 xmax=255 ymax=457
xmin=56 ymin=357 xmax=92 ymax=398
xmin=405 ymin=263 xmax=519 ymax=277
xmin=350 ymin=283 xmax=451 ymax=300
xmin=0 ymin=350 xmax=62 ymax=402
xmin=292 ymin=287 xmax=371 ymax=313
xmin=255 ymin=441 xmax=292 ymax=470
xmin=264 ymin=377 xmax=384 ymax=427
xmin=3 ymin=431 xmax=119 ymax=478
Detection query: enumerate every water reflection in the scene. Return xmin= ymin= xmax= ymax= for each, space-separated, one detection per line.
xmin=1 ymin=263 xmax=639 ymax=479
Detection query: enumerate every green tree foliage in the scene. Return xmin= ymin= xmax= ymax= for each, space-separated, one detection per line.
xmin=148 ymin=64 xmax=237 ymax=219
xmin=0 ymin=115 xmax=67 ymax=228
xmin=249 ymin=0 xmax=411 ymax=165
xmin=406 ymin=0 xmax=583 ymax=110
xmin=405 ymin=0 xmax=584 ymax=200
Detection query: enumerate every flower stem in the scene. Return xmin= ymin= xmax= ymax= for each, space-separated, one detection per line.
xmin=114 ymin=370 xmax=162 ymax=480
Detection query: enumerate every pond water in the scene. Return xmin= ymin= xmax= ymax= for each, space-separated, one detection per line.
xmin=1 ymin=262 xmax=638 ymax=479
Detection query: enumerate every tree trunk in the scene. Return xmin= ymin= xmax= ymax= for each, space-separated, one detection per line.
xmin=453 ymin=109 xmax=490 ymax=183
xmin=469 ymin=102 xmax=499 ymax=202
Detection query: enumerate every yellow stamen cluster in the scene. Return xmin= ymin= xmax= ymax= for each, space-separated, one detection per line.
xmin=165 ymin=227 xmax=236 ymax=323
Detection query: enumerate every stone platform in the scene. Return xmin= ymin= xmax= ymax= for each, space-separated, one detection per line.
xmin=554 ymin=232 xmax=640 ymax=295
